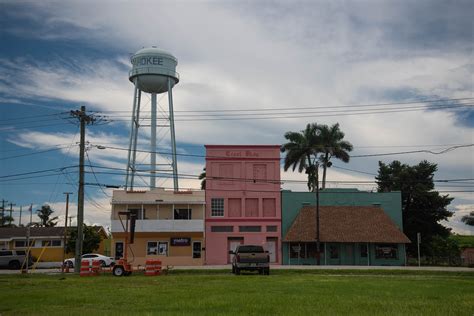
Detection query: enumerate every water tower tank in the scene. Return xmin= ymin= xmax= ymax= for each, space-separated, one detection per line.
xmin=129 ymin=46 xmax=179 ymax=94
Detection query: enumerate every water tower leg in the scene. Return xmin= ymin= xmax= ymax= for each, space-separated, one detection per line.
xmin=130 ymin=90 xmax=142 ymax=189
xmin=126 ymin=84 xmax=139 ymax=190
xmin=150 ymin=93 xmax=157 ymax=189
xmin=167 ymin=78 xmax=179 ymax=191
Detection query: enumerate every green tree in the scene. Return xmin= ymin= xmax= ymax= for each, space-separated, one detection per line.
xmin=461 ymin=211 xmax=474 ymax=226
xmin=317 ymin=123 xmax=353 ymax=189
xmin=427 ymin=235 xmax=461 ymax=265
xmin=376 ymin=160 xmax=454 ymax=256
xmin=281 ymin=123 xmax=323 ymax=191
xmin=199 ymin=168 xmax=206 ymax=190
xmin=0 ymin=215 xmax=15 ymax=227
xmin=66 ymin=224 xmax=102 ymax=254
xmin=35 ymin=204 xmax=58 ymax=227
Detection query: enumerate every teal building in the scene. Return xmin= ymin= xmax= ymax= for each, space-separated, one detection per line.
xmin=281 ymin=189 xmax=410 ymax=266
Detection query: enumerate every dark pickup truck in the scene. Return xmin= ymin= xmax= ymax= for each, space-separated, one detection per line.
xmin=229 ymin=245 xmax=270 ymax=275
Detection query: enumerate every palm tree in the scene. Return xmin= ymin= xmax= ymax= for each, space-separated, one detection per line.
xmin=36 ymin=204 xmax=58 ymax=227
xmin=317 ymin=123 xmax=353 ymax=189
xmin=281 ymin=123 xmax=323 ymax=192
xmin=199 ymin=168 xmax=206 ymax=190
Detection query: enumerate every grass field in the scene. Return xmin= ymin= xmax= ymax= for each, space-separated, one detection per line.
xmin=1 ymin=270 xmax=473 ymax=315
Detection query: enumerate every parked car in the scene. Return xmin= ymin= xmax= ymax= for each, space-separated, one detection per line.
xmin=230 ymin=245 xmax=270 ymax=275
xmin=63 ymin=253 xmax=115 ymax=268
xmin=0 ymin=250 xmax=33 ymax=269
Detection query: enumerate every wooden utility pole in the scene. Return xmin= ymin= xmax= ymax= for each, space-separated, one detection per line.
xmin=8 ymin=203 xmax=16 ymax=226
xmin=70 ymin=106 xmax=95 ymax=272
xmin=61 ymin=192 xmax=73 ymax=273
xmin=0 ymin=199 xmax=6 ymax=227
xmin=19 ymin=206 xmax=22 ymax=226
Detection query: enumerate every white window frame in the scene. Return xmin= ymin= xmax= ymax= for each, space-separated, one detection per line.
xmin=158 ymin=241 xmax=168 ymax=256
xmin=147 ymin=241 xmax=158 ymax=255
xmin=211 ymin=198 xmax=225 ymax=217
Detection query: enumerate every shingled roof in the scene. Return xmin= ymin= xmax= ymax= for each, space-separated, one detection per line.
xmin=284 ymin=206 xmax=411 ymax=243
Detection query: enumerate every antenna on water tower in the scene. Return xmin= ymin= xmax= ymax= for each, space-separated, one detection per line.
xmin=125 ymin=46 xmax=180 ymax=191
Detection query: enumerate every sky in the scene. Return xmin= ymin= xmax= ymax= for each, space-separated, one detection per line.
xmin=0 ymin=0 xmax=472 ymax=235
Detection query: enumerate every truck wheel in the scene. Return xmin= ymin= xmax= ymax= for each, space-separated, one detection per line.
xmin=9 ymin=261 xmax=21 ymax=270
xmin=235 ymin=268 xmax=240 ymax=275
xmin=231 ymin=265 xmax=235 ymax=274
xmin=113 ymin=265 xmax=125 ymax=277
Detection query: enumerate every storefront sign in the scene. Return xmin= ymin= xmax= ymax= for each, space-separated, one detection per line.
xmin=170 ymin=237 xmax=191 ymax=246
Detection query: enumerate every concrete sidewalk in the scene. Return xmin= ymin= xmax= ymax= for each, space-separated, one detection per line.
xmin=0 ymin=264 xmax=472 ymax=274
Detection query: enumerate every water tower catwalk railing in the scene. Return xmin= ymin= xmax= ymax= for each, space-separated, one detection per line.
xmin=125 ymin=47 xmax=180 ymax=191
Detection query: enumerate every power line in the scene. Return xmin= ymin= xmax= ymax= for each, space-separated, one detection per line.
xmin=93 ymin=97 xmax=474 ymax=113
xmin=89 ymin=143 xmax=474 ymax=161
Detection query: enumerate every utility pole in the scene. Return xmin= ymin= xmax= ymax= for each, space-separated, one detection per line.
xmin=70 ymin=106 xmax=95 ymax=272
xmin=315 ymin=164 xmax=321 ymax=266
xmin=61 ymin=192 xmax=73 ymax=273
xmin=19 ymin=206 xmax=22 ymax=226
xmin=26 ymin=204 xmax=33 ymax=274
xmin=8 ymin=203 xmax=16 ymax=226
xmin=0 ymin=199 xmax=6 ymax=227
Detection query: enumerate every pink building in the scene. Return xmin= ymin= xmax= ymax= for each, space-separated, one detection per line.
xmin=205 ymin=145 xmax=282 ymax=265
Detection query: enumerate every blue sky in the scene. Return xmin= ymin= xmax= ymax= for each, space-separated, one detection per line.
xmin=0 ymin=0 xmax=472 ymax=234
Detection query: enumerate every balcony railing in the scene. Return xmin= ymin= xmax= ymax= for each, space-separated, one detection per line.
xmin=111 ymin=219 xmax=204 ymax=233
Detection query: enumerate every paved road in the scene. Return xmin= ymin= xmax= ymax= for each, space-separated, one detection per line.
xmin=0 ymin=264 xmax=472 ymax=274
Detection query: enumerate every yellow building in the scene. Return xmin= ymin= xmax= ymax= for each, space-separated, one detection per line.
xmin=0 ymin=226 xmax=109 ymax=262
xmin=111 ymin=188 xmax=205 ymax=267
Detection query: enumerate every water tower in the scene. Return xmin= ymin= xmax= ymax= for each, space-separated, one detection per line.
xmin=125 ymin=46 xmax=179 ymax=191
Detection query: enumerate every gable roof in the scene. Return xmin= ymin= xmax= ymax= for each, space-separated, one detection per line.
xmin=284 ymin=206 xmax=411 ymax=243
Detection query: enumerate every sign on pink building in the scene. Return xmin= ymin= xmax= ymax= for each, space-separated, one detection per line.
xmin=205 ymin=145 xmax=282 ymax=265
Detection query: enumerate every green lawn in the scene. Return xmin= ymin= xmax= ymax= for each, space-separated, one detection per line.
xmin=1 ymin=270 xmax=473 ymax=315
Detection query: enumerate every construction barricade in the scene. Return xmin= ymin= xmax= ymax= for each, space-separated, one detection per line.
xmin=80 ymin=259 xmax=102 ymax=276
xmin=80 ymin=259 xmax=90 ymax=276
xmin=145 ymin=259 xmax=162 ymax=276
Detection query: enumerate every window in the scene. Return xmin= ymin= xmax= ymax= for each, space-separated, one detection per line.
xmin=245 ymin=198 xmax=258 ymax=217
xmin=147 ymin=242 xmax=158 ymax=255
xmin=82 ymin=254 xmax=98 ymax=259
xmin=253 ymin=164 xmax=267 ymax=182
xmin=239 ymin=226 xmax=261 ymax=232
xmin=16 ymin=250 xmax=26 ymax=255
xmin=174 ymin=208 xmax=192 ymax=220
xmin=158 ymin=242 xmax=168 ymax=256
xmin=115 ymin=242 xmax=124 ymax=259
xmin=290 ymin=243 xmax=306 ymax=259
xmin=193 ymin=242 xmax=202 ymax=259
xmin=263 ymin=198 xmax=276 ymax=217
xmin=15 ymin=240 xmax=26 ymax=248
xmin=211 ymin=226 xmax=233 ymax=232
xmin=266 ymin=226 xmax=277 ymax=232
xmin=360 ymin=244 xmax=368 ymax=258
xmin=42 ymin=240 xmax=61 ymax=247
xmin=228 ymin=198 xmax=241 ymax=217
xmin=330 ymin=245 xmax=339 ymax=259
xmin=0 ymin=251 xmax=12 ymax=256
xmin=375 ymin=244 xmax=398 ymax=259
xmin=211 ymin=198 xmax=224 ymax=217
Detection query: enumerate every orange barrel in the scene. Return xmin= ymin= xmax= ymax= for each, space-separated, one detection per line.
xmin=91 ymin=260 xmax=101 ymax=276
xmin=80 ymin=259 xmax=90 ymax=277
xmin=145 ymin=259 xmax=156 ymax=276
xmin=155 ymin=259 xmax=162 ymax=275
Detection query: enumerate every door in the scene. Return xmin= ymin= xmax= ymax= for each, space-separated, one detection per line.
xmin=345 ymin=244 xmax=355 ymax=265
xmin=266 ymin=238 xmax=278 ymax=263
xmin=227 ymin=238 xmax=244 ymax=263
xmin=193 ymin=242 xmax=202 ymax=259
